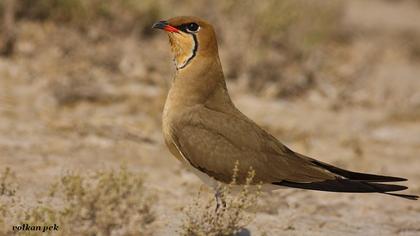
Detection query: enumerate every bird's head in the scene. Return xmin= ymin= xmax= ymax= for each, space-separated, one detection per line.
xmin=152 ymin=16 xmax=218 ymax=70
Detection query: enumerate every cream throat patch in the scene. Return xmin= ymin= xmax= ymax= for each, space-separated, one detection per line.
xmin=168 ymin=33 xmax=198 ymax=70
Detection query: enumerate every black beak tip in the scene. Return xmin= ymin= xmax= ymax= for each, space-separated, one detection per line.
xmin=152 ymin=20 xmax=168 ymax=30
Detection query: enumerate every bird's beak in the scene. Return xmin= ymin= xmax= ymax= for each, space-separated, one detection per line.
xmin=152 ymin=20 xmax=179 ymax=33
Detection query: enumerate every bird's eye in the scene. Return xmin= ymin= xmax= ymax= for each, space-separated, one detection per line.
xmin=186 ymin=23 xmax=199 ymax=33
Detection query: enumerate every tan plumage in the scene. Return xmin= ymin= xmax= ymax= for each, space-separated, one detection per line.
xmin=153 ymin=16 xmax=417 ymax=200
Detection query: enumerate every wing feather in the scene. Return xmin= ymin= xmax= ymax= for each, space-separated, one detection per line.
xmin=172 ymin=105 xmax=335 ymax=184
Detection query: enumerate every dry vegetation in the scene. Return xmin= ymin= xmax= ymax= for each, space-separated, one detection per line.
xmin=0 ymin=167 xmax=16 ymax=197
xmin=1 ymin=0 xmax=420 ymax=235
xmin=181 ymin=165 xmax=260 ymax=236
xmin=0 ymin=167 xmax=155 ymax=236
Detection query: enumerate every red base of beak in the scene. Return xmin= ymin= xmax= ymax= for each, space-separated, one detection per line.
xmin=153 ymin=20 xmax=179 ymax=33
xmin=163 ymin=25 xmax=179 ymax=33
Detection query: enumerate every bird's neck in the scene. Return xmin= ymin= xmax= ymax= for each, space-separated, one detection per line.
xmin=166 ymin=55 xmax=233 ymax=110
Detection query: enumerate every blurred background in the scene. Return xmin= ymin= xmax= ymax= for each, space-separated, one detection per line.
xmin=1 ymin=0 xmax=420 ymax=235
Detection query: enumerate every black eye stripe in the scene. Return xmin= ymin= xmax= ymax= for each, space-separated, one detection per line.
xmin=177 ymin=22 xmax=199 ymax=33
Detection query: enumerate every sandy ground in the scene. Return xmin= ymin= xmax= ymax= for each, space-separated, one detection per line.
xmin=1 ymin=0 xmax=420 ymax=235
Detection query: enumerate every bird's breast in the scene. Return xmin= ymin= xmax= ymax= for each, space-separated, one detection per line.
xmin=162 ymin=93 xmax=190 ymax=164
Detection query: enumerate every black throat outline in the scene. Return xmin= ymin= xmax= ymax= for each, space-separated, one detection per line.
xmin=177 ymin=34 xmax=198 ymax=70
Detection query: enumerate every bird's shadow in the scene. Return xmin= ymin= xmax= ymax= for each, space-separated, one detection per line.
xmin=235 ymin=228 xmax=251 ymax=236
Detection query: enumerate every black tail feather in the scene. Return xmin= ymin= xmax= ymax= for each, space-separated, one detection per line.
xmin=274 ymin=178 xmax=418 ymax=200
xmin=384 ymin=193 xmax=419 ymax=200
xmin=276 ymin=179 xmax=407 ymax=193
xmin=310 ymin=159 xmax=407 ymax=182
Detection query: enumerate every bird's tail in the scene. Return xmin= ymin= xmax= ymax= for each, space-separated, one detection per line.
xmin=274 ymin=154 xmax=418 ymax=200
xmin=276 ymin=179 xmax=418 ymax=200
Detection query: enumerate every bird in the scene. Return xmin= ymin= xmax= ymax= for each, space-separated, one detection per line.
xmin=152 ymin=16 xmax=418 ymax=204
